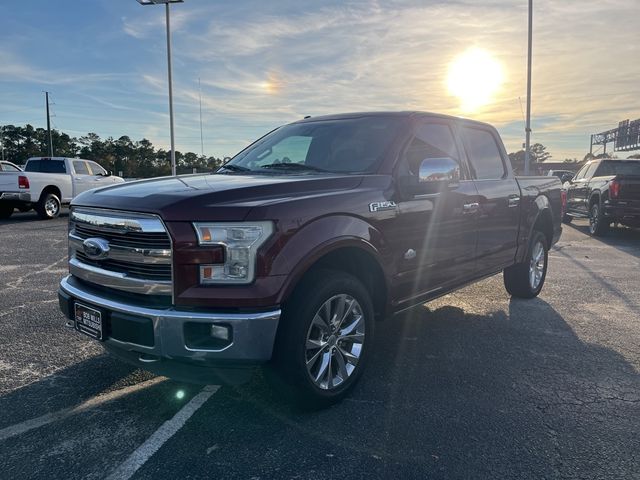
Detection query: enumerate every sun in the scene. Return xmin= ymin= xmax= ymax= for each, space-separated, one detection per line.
xmin=447 ymin=48 xmax=504 ymax=112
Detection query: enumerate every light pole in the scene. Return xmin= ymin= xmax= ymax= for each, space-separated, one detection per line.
xmin=136 ymin=0 xmax=183 ymax=176
xmin=524 ymin=0 xmax=533 ymax=175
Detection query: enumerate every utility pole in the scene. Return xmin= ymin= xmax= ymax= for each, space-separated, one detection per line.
xmin=165 ymin=3 xmax=176 ymax=175
xmin=524 ymin=0 xmax=533 ymax=175
xmin=198 ymin=77 xmax=204 ymax=157
xmin=1 ymin=126 xmax=5 ymax=162
xmin=45 ymin=91 xmax=53 ymax=157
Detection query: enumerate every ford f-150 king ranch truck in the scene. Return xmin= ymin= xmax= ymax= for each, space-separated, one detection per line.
xmin=0 ymin=157 xmax=124 ymax=219
xmin=58 ymin=112 xmax=562 ymax=405
xmin=563 ymin=158 xmax=640 ymax=236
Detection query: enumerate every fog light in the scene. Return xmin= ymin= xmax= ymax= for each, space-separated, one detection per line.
xmin=210 ymin=324 xmax=230 ymax=341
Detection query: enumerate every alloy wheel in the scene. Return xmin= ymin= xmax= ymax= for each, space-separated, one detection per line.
xmin=305 ymin=294 xmax=366 ymax=390
xmin=528 ymin=240 xmax=545 ymax=290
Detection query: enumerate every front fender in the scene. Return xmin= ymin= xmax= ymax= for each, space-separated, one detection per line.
xmin=267 ymin=215 xmax=390 ymax=303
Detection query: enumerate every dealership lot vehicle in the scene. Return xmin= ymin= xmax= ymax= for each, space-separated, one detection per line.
xmin=58 ymin=112 xmax=562 ymax=405
xmin=564 ymin=159 xmax=640 ymax=235
xmin=0 ymin=157 xmax=123 ymax=220
xmin=0 ymin=161 xmax=22 ymax=172
xmin=2 ymin=213 xmax=640 ymax=479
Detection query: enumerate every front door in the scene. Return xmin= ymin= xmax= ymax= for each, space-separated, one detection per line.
xmin=388 ymin=121 xmax=479 ymax=306
xmin=72 ymin=160 xmax=95 ymax=196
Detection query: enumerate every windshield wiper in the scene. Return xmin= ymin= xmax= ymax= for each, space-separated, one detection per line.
xmin=218 ymin=163 xmax=250 ymax=173
xmin=260 ymin=163 xmax=328 ymax=173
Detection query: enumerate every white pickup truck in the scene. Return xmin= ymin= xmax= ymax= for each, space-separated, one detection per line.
xmin=0 ymin=157 xmax=124 ymax=219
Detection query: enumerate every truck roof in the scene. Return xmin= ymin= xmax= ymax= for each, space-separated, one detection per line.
xmin=292 ymin=111 xmax=494 ymax=129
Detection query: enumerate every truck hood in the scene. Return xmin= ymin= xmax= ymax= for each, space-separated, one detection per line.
xmin=72 ymin=173 xmax=363 ymax=221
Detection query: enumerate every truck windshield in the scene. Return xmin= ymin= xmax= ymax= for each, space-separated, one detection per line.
xmin=25 ymin=159 xmax=66 ymax=173
xmin=223 ymin=117 xmax=404 ymax=174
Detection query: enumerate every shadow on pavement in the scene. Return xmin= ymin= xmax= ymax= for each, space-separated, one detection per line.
xmin=567 ymin=220 xmax=640 ymax=259
xmin=2 ymin=297 xmax=638 ymax=479
xmin=196 ymin=297 xmax=640 ymax=480
xmin=0 ymin=210 xmax=69 ymax=226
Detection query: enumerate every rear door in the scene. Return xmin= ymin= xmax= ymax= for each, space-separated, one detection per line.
xmin=459 ymin=124 xmax=520 ymax=274
xmin=72 ymin=160 xmax=95 ymax=195
xmin=390 ymin=119 xmax=479 ymax=301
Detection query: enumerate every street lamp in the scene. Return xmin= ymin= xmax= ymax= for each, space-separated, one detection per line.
xmin=136 ymin=0 xmax=184 ymax=176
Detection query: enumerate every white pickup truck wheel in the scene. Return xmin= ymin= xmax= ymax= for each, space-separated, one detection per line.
xmin=35 ymin=193 xmax=61 ymax=219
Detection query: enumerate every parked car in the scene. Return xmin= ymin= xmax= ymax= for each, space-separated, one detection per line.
xmin=564 ymin=159 xmax=640 ymax=235
xmin=0 ymin=161 xmax=23 ymax=172
xmin=58 ymin=112 xmax=562 ymax=406
xmin=547 ymin=169 xmax=574 ymax=183
xmin=0 ymin=157 xmax=124 ymax=219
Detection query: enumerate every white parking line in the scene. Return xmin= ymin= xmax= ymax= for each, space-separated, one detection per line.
xmin=106 ymin=385 xmax=220 ymax=480
xmin=0 ymin=377 xmax=166 ymax=442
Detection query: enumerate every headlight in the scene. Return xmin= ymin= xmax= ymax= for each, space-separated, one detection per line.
xmin=192 ymin=221 xmax=274 ymax=284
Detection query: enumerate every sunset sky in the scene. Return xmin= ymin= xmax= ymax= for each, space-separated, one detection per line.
xmin=1 ymin=0 xmax=638 ymax=161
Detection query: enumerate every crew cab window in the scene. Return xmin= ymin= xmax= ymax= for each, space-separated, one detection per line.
xmin=403 ymin=123 xmax=464 ymax=178
xmin=573 ymin=164 xmax=590 ymax=180
xmin=24 ymin=159 xmax=66 ymax=173
xmin=88 ymin=161 xmax=107 ymax=176
xmin=583 ymin=162 xmax=599 ymax=179
xmin=462 ymin=127 xmax=506 ymax=180
xmin=73 ymin=161 xmax=90 ymax=175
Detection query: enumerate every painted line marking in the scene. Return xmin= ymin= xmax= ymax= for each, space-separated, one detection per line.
xmin=0 ymin=377 xmax=166 ymax=442
xmin=106 ymin=385 xmax=220 ymax=480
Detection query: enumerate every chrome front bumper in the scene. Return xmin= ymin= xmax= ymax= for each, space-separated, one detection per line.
xmin=59 ymin=275 xmax=281 ymax=384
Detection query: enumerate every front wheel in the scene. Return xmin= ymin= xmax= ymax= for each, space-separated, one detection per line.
xmin=269 ymin=269 xmax=374 ymax=408
xmin=504 ymin=231 xmax=548 ymax=299
xmin=35 ymin=193 xmax=61 ymax=219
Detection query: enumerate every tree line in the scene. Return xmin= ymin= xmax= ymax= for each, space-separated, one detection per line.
xmin=0 ymin=124 xmax=224 ymax=177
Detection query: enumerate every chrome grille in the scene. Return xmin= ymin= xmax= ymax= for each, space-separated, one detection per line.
xmin=69 ymin=208 xmax=173 ymax=296
xmin=74 ymin=223 xmax=171 ymax=250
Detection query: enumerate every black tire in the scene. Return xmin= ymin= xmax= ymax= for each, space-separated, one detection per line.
xmin=562 ymin=213 xmax=573 ymax=224
xmin=588 ymin=203 xmax=608 ymax=237
xmin=35 ymin=193 xmax=61 ymax=219
xmin=269 ymin=269 xmax=375 ymax=408
xmin=0 ymin=204 xmax=14 ymax=219
xmin=503 ymin=231 xmax=548 ymax=299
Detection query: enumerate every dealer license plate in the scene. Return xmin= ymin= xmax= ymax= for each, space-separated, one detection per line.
xmin=74 ymin=303 xmax=103 ymax=341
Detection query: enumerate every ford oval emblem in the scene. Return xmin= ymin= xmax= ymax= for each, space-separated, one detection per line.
xmin=82 ymin=237 xmax=110 ymax=260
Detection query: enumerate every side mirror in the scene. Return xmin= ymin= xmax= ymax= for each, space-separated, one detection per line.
xmin=399 ymin=157 xmax=460 ymax=197
xmin=560 ymin=173 xmax=573 ymax=184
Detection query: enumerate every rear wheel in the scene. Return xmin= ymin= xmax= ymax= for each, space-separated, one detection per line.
xmin=35 ymin=193 xmax=61 ymax=219
xmin=588 ymin=203 xmax=609 ymax=237
xmin=504 ymin=231 xmax=548 ymax=299
xmin=270 ymin=269 xmax=374 ymax=408
xmin=0 ymin=204 xmax=14 ymax=219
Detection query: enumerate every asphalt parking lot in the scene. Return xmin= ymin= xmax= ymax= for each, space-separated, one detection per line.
xmin=1 ymin=211 xmax=639 ymax=479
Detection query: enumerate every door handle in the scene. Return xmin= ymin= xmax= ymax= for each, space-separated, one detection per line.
xmin=463 ymin=202 xmax=479 ymax=214
xmin=508 ymin=195 xmax=520 ymax=207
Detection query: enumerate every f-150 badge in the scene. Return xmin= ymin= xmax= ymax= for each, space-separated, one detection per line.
xmin=369 ymin=201 xmax=397 ymax=213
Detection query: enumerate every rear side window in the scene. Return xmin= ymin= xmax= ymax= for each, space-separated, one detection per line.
xmin=73 ymin=161 xmax=90 ymax=175
xmin=403 ymin=123 xmax=464 ymax=177
xmin=462 ymin=127 xmax=506 ymax=180
xmin=25 ymin=160 xmax=66 ymax=174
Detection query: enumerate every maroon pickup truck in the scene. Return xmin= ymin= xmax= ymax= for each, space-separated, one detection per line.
xmin=58 ymin=112 xmax=562 ymax=405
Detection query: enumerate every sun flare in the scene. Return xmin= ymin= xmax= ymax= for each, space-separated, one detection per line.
xmin=447 ymin=48 xmax=504 ymax=113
